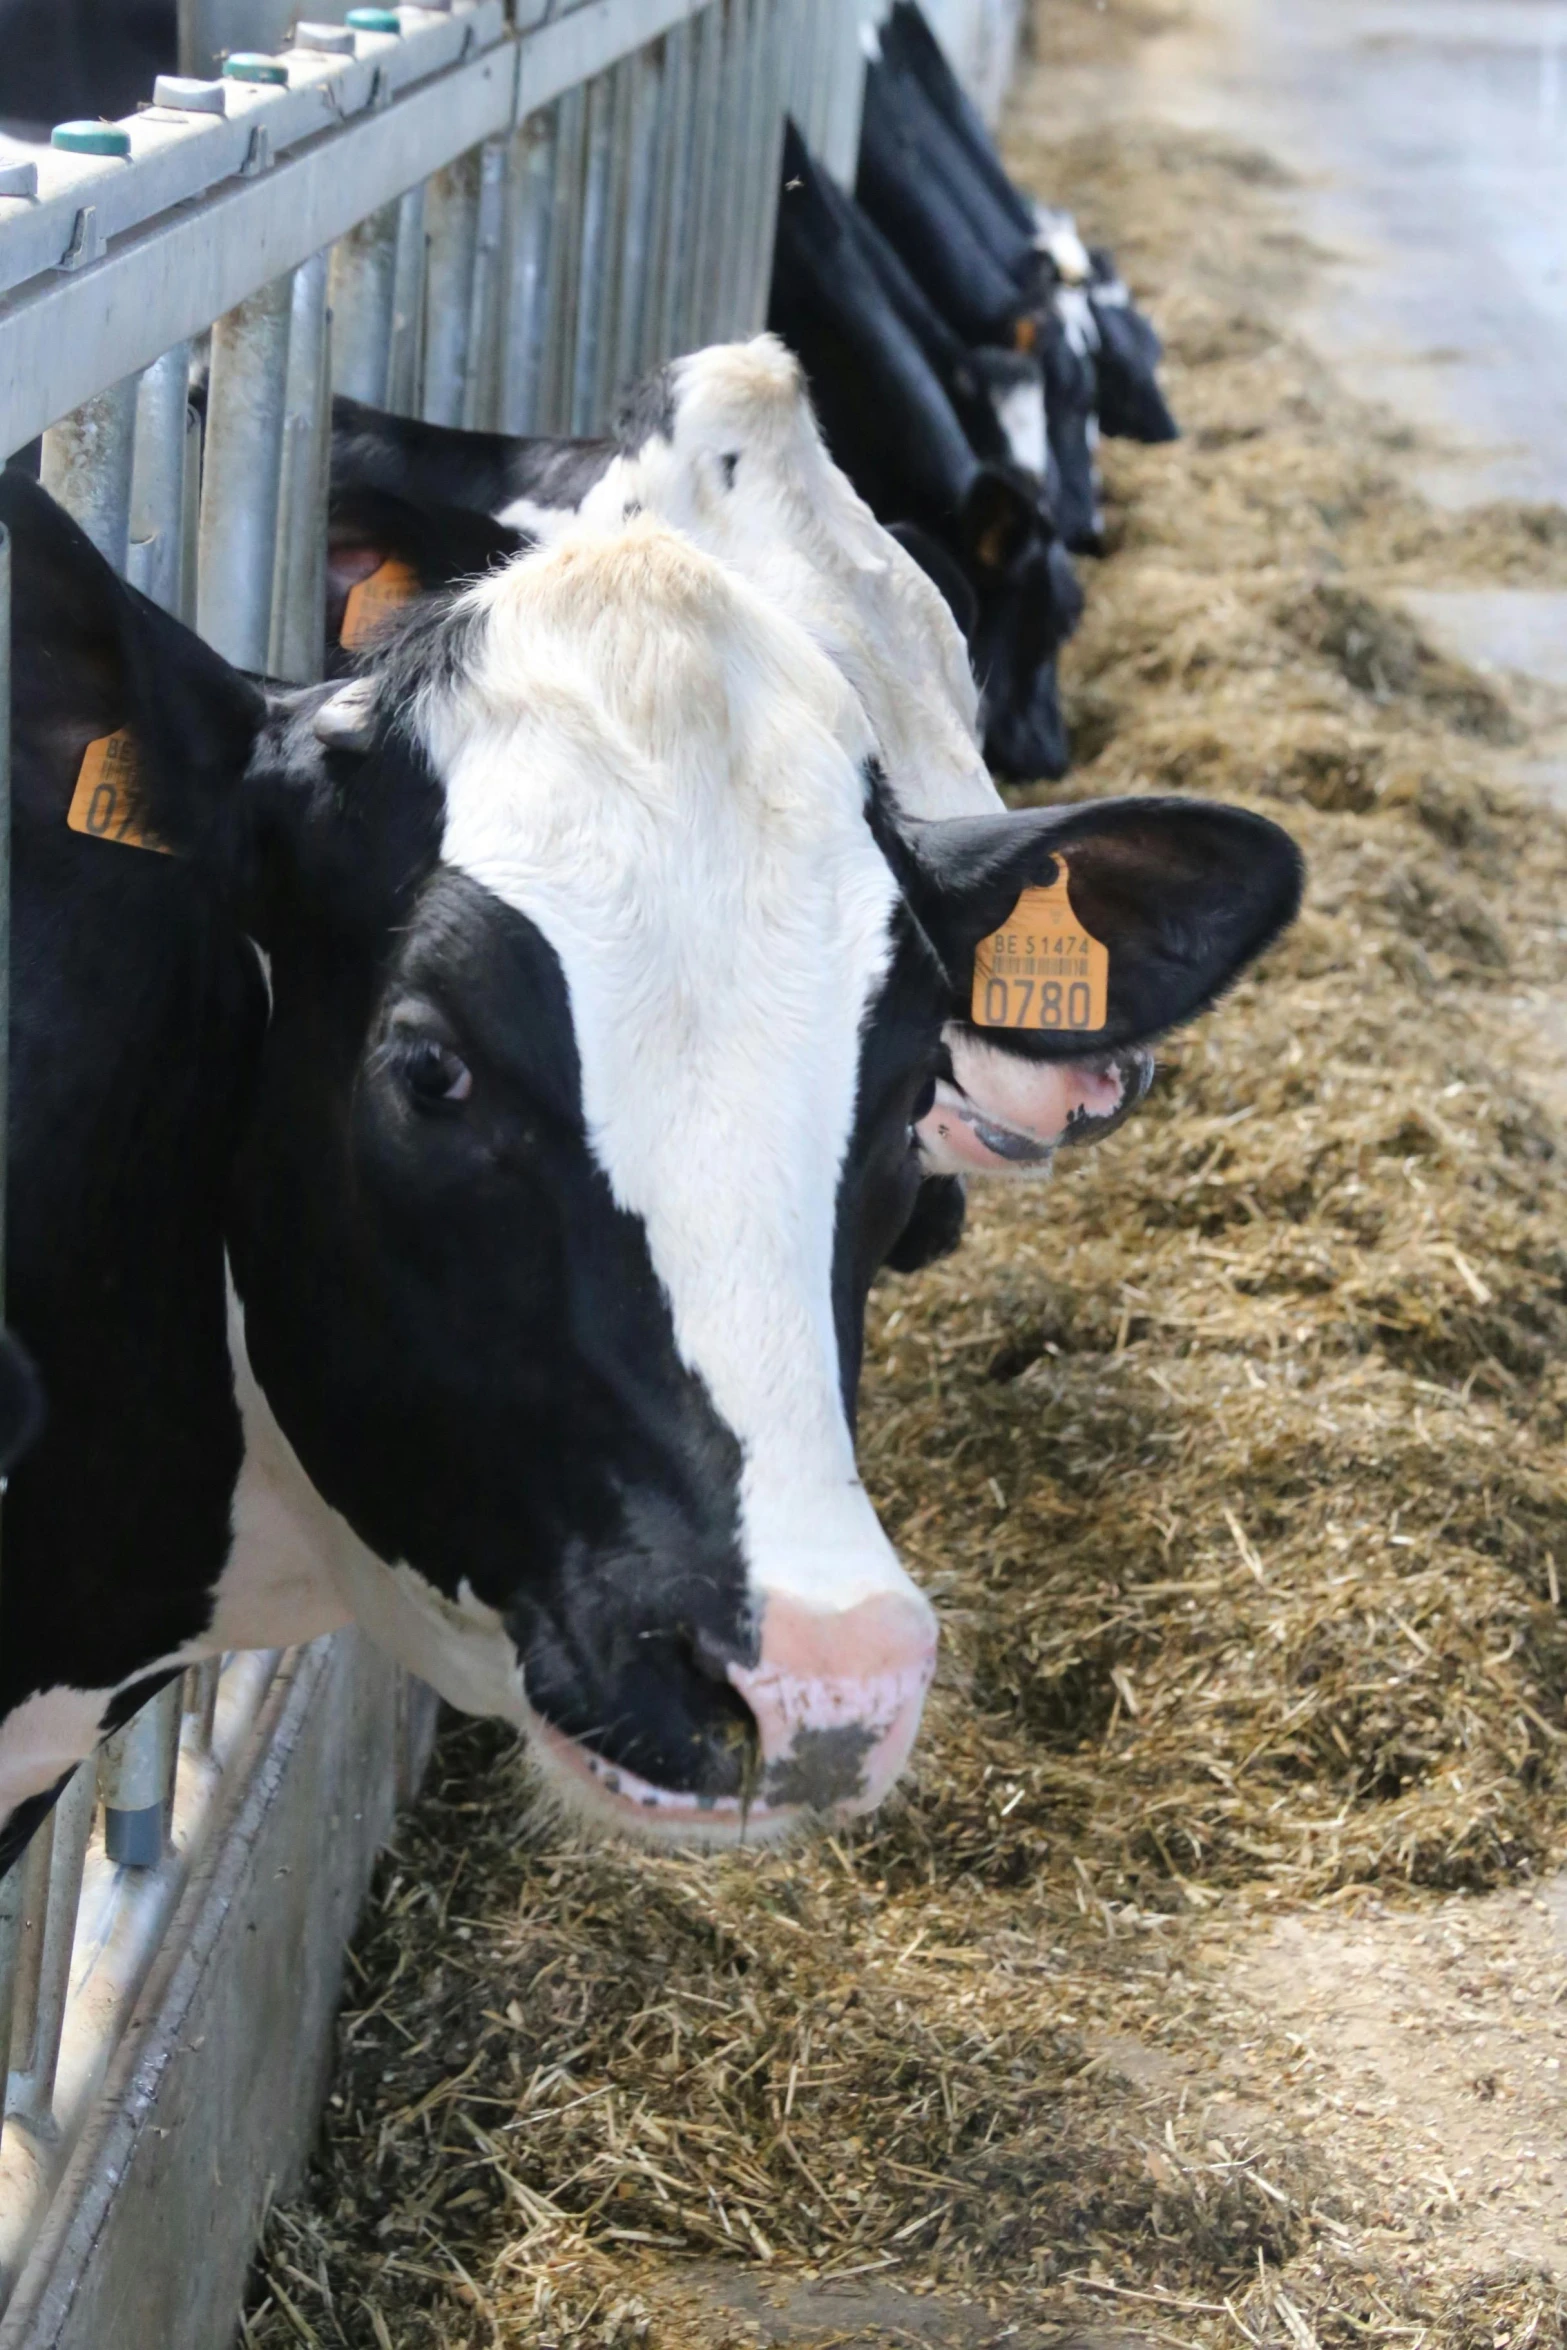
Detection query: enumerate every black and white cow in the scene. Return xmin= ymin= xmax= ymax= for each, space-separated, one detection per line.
xmin=0 ymin=470 xmax=1301 ymax=1860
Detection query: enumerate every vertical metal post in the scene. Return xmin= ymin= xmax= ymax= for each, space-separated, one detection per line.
xmin=98 ymin=1686 xmax=178 ymax=1868
xmin=498 ymin=107 xmax=560 ymax=436
xmin=39 ymin=378 xmax=139 ymax=573
xmin=655 ymin=17 xmax=697 ymax=365
xmin=270 ymin=252 xmax=331 ymax=686
xmin=183 ymin=1659 xmax=221 ymax=1757
xmin=422 ymin=151 xmax=482 ymax=429
xmin=709 ymin=0 xmax=749 ymax=338
xmin=464 ymin=138 xmax=511 ymax=431
xmin=680 ymin=3 xmax=726 ymax=356
xmin=613 ymin=45 xmax=663 ymax=397
xmin=196 ymin=271 xmax=293 ymax=674
xmin=6 ymin=1768 xmax=94 ymax=2133
xmin=181 ymin=400 xmax=203 ymax=630
xmin=539 ymin=79 xmax=589 ymax=433
xmin=569 ymin=70 xmax=617 ymax=434
xmin=586 ymin=56 xmax=636 ymax=429
xmin=387 ymin=186 xmax=429 ymax=416
xmin=328 ymin=203 xmax=400 ymax=407
xmin=742 ymin=0 xmax=791 ymax=332
xmin=126 ymin=345 xmax=191 ymax=618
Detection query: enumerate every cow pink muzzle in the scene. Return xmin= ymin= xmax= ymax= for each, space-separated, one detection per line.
xmin=528 ymin=1585 xmax=937 ymax=1842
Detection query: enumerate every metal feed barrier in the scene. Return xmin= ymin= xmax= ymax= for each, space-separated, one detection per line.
xmin=0 ymin=0 xmax=1018 ymax=2338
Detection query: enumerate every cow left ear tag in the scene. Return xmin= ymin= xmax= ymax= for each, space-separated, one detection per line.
xmin=66 ymin=731 xmax=173 ymax=856
xmin=340 ymin=557 xmax=419 ymax=651
xmin=971 ymin=864 xmax=1109 ymax=1034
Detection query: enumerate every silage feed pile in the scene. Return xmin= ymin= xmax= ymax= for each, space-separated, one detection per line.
xmin=244 ymin=6 xmax=1567 ymax=2346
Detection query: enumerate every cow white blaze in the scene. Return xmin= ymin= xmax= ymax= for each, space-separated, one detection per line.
xmin=399 ymin=517 xmax=936 ymax=1838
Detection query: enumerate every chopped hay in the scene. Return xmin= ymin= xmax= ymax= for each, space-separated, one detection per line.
xmin=243 ymin=3 xmax=1567 ymax=2344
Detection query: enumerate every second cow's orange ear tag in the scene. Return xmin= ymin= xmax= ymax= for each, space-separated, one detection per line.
xmin=340 ymin=557 xmax=420 ymax=652
xmin=971 ymin=864 xmax=1109 ymax=1034
xmin=66 ymin=731 xmax=173 ymax=855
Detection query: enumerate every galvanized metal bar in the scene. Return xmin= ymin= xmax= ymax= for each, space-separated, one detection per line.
xmin=269 ymin=251 xmax=331 ymax=685
xmin=708 ymin=0 xmax=747 ymax=337
xmin=6 ymin=1769 xmax=94 ymax=2133
xmin=422 ymin=152 xmax=483 ymax=428
xmin=98 ymin=1694 xmax=170 ymax=1871
xmin=679 ymin=1 xmax=726 ymax=355
xmin=182 ymin=1661 xmax=222 ymax=1758
xmin=640 ymin=22 xmax=685 ymax=372
xmin=740 ymin=0 xmax=791 ymax=332
xmin=126 ymin=346 xmax=191 ymax=620
xmin=464 ymin=138 xmax=512 ymax=431
xmin=655 ymin=14 xmax=698 ymax=364
xmin=611 ymin=43 xmax=663 ymax=395
xmin=38 ymin=381 xmax=139 ymax=574
xmin=569 ymin=70 xmax=618 ymax=433
xmin=387 ymin=185 xmax=429 ymax=418
xmin=497 ymin=107 xmax=561 ymax=436
xmin=328 ymin=203 xmax=400 ymax=409
xmin=539 ymin=77 xmax=589 ymax=433
xmin=196 ymin=271 xmax=293 ymax=674
xmin=587 ymin=54 xmax=637 ymax=427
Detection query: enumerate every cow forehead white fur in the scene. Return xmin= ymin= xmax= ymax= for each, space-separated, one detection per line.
xmin=574 ymin=336 xmax=1003 ymax=825
xmin=425 ymin=516 xmax=914 ymax=1617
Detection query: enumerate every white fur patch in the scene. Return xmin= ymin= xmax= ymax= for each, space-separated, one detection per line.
xmin=493 ymin=494 xmax=578 ymax=543
xmin=993 ymin=376 xmax=1048 ymax=481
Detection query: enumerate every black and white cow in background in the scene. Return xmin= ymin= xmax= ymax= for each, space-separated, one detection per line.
xmin=767 ymin=136 xmax=1083 ymax=777
xmin=331 ymin=338 xmax=1142 ymax=1185
xmin=0 ymin=469 xmax=1302 ymax=1866
xmin=855 ymin=1 xmax=1178 ymax=550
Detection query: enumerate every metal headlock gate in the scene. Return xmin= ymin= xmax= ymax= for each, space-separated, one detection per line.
xmin=0 ymin=0 xmax=1018 ymax=2338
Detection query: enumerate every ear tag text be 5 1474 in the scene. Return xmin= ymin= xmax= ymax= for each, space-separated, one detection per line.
xmin=971 ymin=866 xmax=1108 ymax=1034
xmin=66 ymin=731 xmax=173 ymax=856
xmin=340 ymin=556 xmax=419 ymax=651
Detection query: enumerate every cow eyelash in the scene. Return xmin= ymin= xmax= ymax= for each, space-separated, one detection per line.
xmin=393 ymin=1033 xmax=473 ymax=1112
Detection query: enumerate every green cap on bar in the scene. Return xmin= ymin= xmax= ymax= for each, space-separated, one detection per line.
xmin=346 ymin=7 xmax=402 ymax=30
xmin=222 ymin=52 xmax=290 ymax=82
xmin=50 ymin=120 xmax=132 ymax=155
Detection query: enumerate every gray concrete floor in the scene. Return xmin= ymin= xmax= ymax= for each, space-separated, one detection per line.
xmin=1087 ymin=0 xmax=1567 ymax=513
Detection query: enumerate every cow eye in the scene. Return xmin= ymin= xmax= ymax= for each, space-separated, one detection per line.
xmin=398 ymin=1036 xmax=473 ymax=1111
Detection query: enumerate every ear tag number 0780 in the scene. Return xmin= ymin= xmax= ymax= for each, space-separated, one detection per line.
xmin=971 ymin=868 xmax=1109 ymax=1034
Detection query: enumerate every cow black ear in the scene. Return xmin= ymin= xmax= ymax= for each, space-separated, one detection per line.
xmin=886 ymin=521 xmax=978 ymax=644
xmin=902 ymin=796 xmax=1303 ymax=1057
xmin=0 ymin=471 xmax=265 ymax=877
xmin=327 ymin=485 xmax=524 ymax=665
xmin=957 ymin=466 xmax=1036 ymax=576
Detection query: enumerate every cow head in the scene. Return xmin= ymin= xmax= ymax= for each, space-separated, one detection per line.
xmin=954 ymin=466 xmax=1082 ymax=782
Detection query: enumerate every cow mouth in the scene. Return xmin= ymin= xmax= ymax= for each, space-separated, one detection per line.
xmin=1060 ymin=1046 xmax=1155 ymax=1146
xmin=525 ymin=1615 xmax=936 ymax=1848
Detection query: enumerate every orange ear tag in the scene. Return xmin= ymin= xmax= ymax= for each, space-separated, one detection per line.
xmin=971 ymin=866 xmax=1109 ymax=1034
xmin=66 ymin=731 xmax=173 ymax=856
xmin=340 ymin=557 xmax=420 ymax=652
